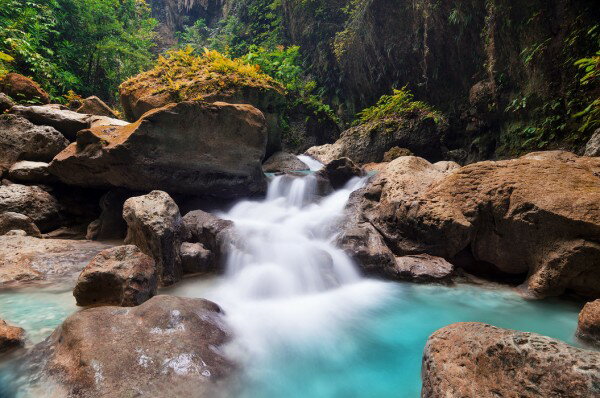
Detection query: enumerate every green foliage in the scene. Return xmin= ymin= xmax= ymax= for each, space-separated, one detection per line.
xmin=573 ymin=50 xmax=600 ymax=133
xmin=0 ymin=0 xmax=156 ymax=101
xmin=355 ymin=87 xmax=443 ymax=126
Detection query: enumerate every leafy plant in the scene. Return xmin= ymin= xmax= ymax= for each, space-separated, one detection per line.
xmin=573 ymin=50 xmax=600 ymax=133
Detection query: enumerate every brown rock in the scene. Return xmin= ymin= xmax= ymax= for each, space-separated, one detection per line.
xmin=27 ymin=295 xmax=234 ymax=397
xmin=0 ymin=235 xmax=112 ymax=286
xmin=0 ymin=184 xmax=61 ymax=232
xmin=180 ymin=242 xmax=212 ymax=274
xmin=394 ymin=254 xmax=454 ymax=283
xmin=76 ymin=96 xmax=118 ymax=118
xmin=577 ymin=300 xmax=600 ymax=347
xmin=422 ymin=322 xmax=600 ymax=398
xmin=49 ymin=101 xmax=268 ymax=197
xmin=0 ymin=73 xmax=49 ymax=104
xmin=0 ymin=212 xmax=41 ymax=237
xmin=73 ymin=245 xmax=158 ymax=307
xmin=86 ymin=189 xmax=131 ymax=241
xmin=318 ymin=157 xmax=363 ymax=189
xmin=262 ymin=151 xmax=309 ymax=173
xmin=0 ymin=319 xmax=25 ymax=353
xmin=123 ymin=191 xmax=186 ymax=286
xmin=8 ymin=161 xmax=54 ymax=183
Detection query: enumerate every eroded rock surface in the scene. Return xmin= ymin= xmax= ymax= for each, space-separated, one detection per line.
xmin=422 ymin=322 xmax=600 ymax=398
xmin=27 ymin=295 xmax=234 ymax=398
xmin=577 ymin=300 xmax=600 ymax=348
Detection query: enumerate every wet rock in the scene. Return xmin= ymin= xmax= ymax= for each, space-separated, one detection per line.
xmin=0 ymin=93 xmax=15 ymax=113
xmin=0 ymin=114 xmax=68 ymax=169
xmin=0 ymin=235 xmax=112 ymax=286
xmin=73 ymin=245 xmax=158 ymax=307
xmin=27 ymin=295 xmax=234 ymax=398
xmin=0 ymin=319 xmax=25 ymax=354
xmin=584 ymin=129 xmax=600 ymax=157
xmin=0 ymin=212 xmax=41 ymax=237
xmin=10 ymin=105 xmax=90 ymax=140
xmin=263 ymin=151 xmax=309 ymax=173
xmin=76 ymin=96 xmax=118 ymax=118
xmin=123 ymin=191 xmax=186 ymax=286
xmin=49 ymin=101 xmax=268 ymax=197
xmin=182 ymin=209 xmax=234 ymax=272
xmin=0 ymin=184 xmax=61 ymax=232
xmin=0 ymin=73 xmax=49 ymax=104
xmin=180 ymin=242 xmax=212 ymax=274
xmin=577 ymin=300 xmax=600 ymax=348
xmin=318 ymin=157 xmax=363 ymax=189
xmin=7 ymin=161 xmax=54 ymax=184
xmin=422 ymin=322 xmax=600 ymax=398
xmin=394 ymin=254 xmax=454 ymax=283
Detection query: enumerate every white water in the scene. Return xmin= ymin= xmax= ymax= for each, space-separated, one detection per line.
xmin=297 ymin=154 xmax=324 ymax=171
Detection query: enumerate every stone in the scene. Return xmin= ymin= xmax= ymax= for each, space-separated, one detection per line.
xmin=0 ymin=92 xmax=15 ymax=113
xmin=394 ymin=254 xmax=455 ymax=283
xmin=0 ymin=73 xmax=49 ymax=104
xmin=27 ymin=295 xmax=234 ymax=398
xmin=584 ymin=129 xmax=600 ymax=157
xmin=0 ymin=212 xmax=41 ymax=237
xmin=0 ymin=184 xmax=61 ymax=232
xmin=49 ymin=101 xmax=268 ymax=198
xmin=422 ymin=322 xmax=600 ymax=398
xmin=382 ymin=146 xmax=412 ymax=162
xmin=0 ymin=114 xmax=68 ymax=169
xmin=318 ymin=157 xmax=363 ymax=189
xmin=7 ymin=161 xmax=54 ymax=183
xmin=10 ymin=104 xmax=91 ymax=141
xmin=87 ymin=189 xmax=131 ymax=241
xmin=180 ymin=242 xmax=212 ymax=274
xmin=73 ymin=245 xmax=158 ymax=307
xmin=123 ymin=191 xmax=186 ymax=286
xmin=262 ymin=151 xmax=309 ymax=173
xmin=76 ymin=96 xmax=118 ymax=118
xmin=0 ymin=235 xmax=111 ymax=286
xmin=88 ymin=115 xmax=129 ymax=129
xmin=0 ymin=319 xmax=25 ymax=354
xmin=577 ymin=300 xmax=600 ymax=348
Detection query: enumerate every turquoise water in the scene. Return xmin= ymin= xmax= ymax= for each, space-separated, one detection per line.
xmin=0 ymin=281 xmax=582 ymax=398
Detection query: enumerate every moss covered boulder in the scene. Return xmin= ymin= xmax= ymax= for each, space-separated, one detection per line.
xmin=0 ymin=73 xmax=49 ymax=104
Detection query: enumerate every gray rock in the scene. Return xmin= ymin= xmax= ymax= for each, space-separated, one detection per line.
xmin=0 ymin=184 xmax=61 ymax=232
xmin=180 ymin=242 xmax=212 ymax=274
xmin=10 ymin=104 xmax=91 ymax=141
xmin=8 ymin=161 xmax=54 ymax=183
xmin=394 ymin=254 xmax=454 ymax=283
xmin=584 ymin=129 xmax=600 ymax=157
xmin=0 ymin=93 xmax=15 ymax=113
xmin=317 ymin=157 xmax=363 ymax=189
xmin=0 ymin=212 xmax=41 ymax=237
xmin=263 ymin=151 xmax=309 ymax=173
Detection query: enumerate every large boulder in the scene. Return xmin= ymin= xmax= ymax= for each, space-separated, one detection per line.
xmin=0 ymin=73 xmax=49 ymax=104
xmin=49 ymin=101 xmax=268 ymax=198
xmin=27 ymin=295 xmax=234 ymax=398
xmin=123 ymin=191 xmax=186 ymax=286
xmin=0 ymin=235 xmax=111 ymax=286
xmin=344 ymin=151 xmax=600 ymax=298
xmin=577 ymin=300 xmax=600 ymax=348
xmin=0 ymin=212 xmax=41 ymax=237
xmin=0 ymin=114 xmax=68 ymax=169
xmin=422 ymin=322 xmax=600 ymax=398
xmin=0 ymin=184 xmax=61 ymax=232
xmin=7 ymin=161 xmax=54 ymax=184
xmin=0 ymin=319 xmax=25 ymax=354
xmin=10 ymin=105 xmax=93 ymax=141
xmin=262 ymin=151 xmax=309 ymax=173
xmin=73 ymin=245 xmax=158 ymax=307
xmin=76 ymin=96 xmax=118 ymax=118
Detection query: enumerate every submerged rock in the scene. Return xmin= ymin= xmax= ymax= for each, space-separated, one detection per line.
xmin=73 ymin=245 xmax=158 ymax=307
xmin=0 ymin=73 xmax=49 ymax=104
xmin=0 ymin=184 xmax=61 ymax=232
xmin=0 ymin=212 xmax=41 ymax=238
xmin=123 ymin=191 xmax=186 ymax=286
xmin=394 ymin=254 xmax=455 ymax=283
xmin=422 ymin=322 xmax=600 ymax=398
xmin=8 ymin=161 xmax=54 ymax=184
xmin=577 ymin=300 xmax=600 ymax=348
xmin=262 ymin=151 xmax=309 ymax=173
xmin=49 ymin=101 xmax=268 ymax=197
xmin=0 ymin=319 xmax=25 ymax=354
xmin=27 ymin=295 xmax=234 ymax=398
xmin=0 ymin=236 xmax=111 ymax=286
xmin=0 ymin=114 xmax=68 ymax=169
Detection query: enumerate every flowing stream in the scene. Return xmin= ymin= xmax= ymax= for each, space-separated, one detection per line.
xmin=0 ymin=161 xmax=582 ymax=397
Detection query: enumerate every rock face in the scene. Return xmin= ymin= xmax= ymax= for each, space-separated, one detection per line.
xmin=8 ymin=161 xmax=54 ymax=183
xmin=76 ymin=96 xmax=118 ymax=118
xmin=585 ymin=129 xmax=600 ymax=157
xmin=123 ymin=191 xmax=186 ymax=286
xmin=0 ymin=114 xmax=68 ymax=169
xmin=0 ymin=212 xmax=41 ymax=237
xmin=318 ymin=157 xmax=363 ymax=189
xmin=28 ymin=295 xmax=234 ymax=398
xmin=0 ymin=319 xmax=25 ymax=354
xmin=0 ymin=236 xmax=111 ymax=286
xmin=577 ymin=300 xmax=600 ymax=347
xmin=86 ymin=189 xmax=130 ymax=241
xmin=0 ymin=184 xmax=61 ymax=232
xmin=394 ymin=254 xmax=455 ymax=283
xmin=342 ymin=151 xmax=600 ymax=298
xmin=421 ymin=322 xmax=600 ymax=398
xmin=73 ymin=245 xmax=158 ymax=307
xmin=49 ymin=101 xmax=268 ymax=198
xmin=0 ymin=73 xmax=49 ymax=104
xmin=262 ymin=151 xmax=309 ymax=173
